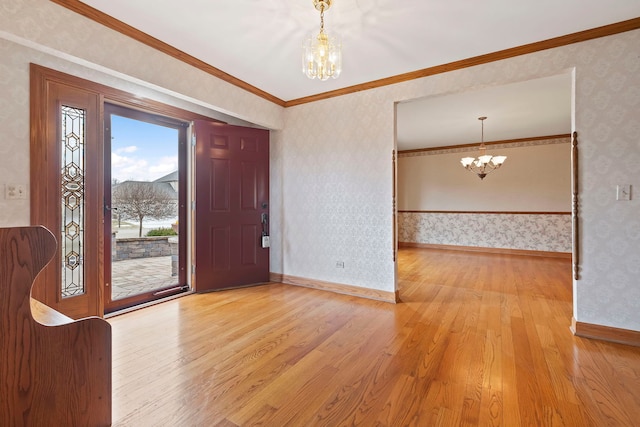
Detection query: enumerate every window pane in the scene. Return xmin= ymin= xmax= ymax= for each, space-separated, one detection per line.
xmin=61 ymin=105 xmax=85 ymax=298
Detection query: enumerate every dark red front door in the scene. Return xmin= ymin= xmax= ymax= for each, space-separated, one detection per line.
xmin=194 ymin=121 xmax=270 ymax=292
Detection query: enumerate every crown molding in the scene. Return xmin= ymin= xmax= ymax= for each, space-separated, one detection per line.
xmin=50 ymin=1 xmax=640 ymax=108
xmin=49 ymin=0 xmax=287 ymax=107
xmin=285 ymin=17 xmax=640 ymax=107
xmin=398 ymin=134 xmax=571 ymax=156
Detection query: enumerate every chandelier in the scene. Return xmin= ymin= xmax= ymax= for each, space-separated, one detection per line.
xmin=460 ymin=117 xmax=507 ymax=180
xmin=302 ymin=0 xmax=342 ymax=81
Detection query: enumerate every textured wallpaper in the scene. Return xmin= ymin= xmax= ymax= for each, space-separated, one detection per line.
xmin=0 ymin=38 xmax=31 ymax=226
xmin=398 ymin=139 xmax=572 ymax=212
xmin=0 ymin=1 xmax=638 ymax=330
xmin=0 ymin=0 xmax=283 ymax=227
xmin=576 ymin=33 xmax=640 ymax=330
xmin=399 ymin=212 xmax=572 ymax=253
xmin=278 ymin=96 xmax=396 ymax=291
xmin=0 ymin=1 xmax=283 ymax=131
xmin=283 ymin=31 xmax=640 ymax=330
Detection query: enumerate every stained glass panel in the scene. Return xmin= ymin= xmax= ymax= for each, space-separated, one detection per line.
xmin=61 ymin=105 xmax=85 ymax=298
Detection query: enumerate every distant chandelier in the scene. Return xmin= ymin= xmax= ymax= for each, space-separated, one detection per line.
xmin=302 ymin=0 xmax=342 ymax=81
xmin=460 ymin=116 xmax=507 ymax=180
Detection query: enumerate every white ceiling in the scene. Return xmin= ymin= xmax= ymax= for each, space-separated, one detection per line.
xmin=77 ymin=0 xmax=639 ymax=148
xmin=396 ymin=73 xmax=573 ymax=150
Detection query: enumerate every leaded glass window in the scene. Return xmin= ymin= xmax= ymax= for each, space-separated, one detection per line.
xmin=61 ymin=105 xmax=85 ymax=297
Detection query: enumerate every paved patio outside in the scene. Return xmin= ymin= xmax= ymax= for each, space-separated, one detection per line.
xmin=111 ymin=255 xmax=180 ymax=300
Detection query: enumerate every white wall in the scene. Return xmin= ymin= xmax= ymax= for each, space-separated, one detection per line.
xmin=396 ymin=138 xmax=572 ymax=252
xmin=0 ymin=0 xmax=283 ymax=229
xmin=0 ymin=2 xmax=283 ymax=129
xmin=398 ymin=138 xmax=571 ymax=211
xmin=0 ymin=1 xmax=638 ymax=331
xmin=282 ymin=32 xmax=640 ymax=331
xmin=275 ymin=95 xmax=395 ymax=292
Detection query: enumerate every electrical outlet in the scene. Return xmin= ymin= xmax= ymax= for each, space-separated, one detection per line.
xmin=336 ymin=261 xmax=344 ymax=268
xmin=5 ymin=184 xmax=26 ymax=200
xmin=616 ymin=184 xmax=631 ymax=201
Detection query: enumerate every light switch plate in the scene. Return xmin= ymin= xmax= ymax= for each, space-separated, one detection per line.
xmin=5 ymin=184 xmax=26 ymax=200
xmin=616 ymin=184 xmax=631 ymax=201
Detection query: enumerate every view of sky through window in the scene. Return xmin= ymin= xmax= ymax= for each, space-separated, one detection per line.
xmin=110 ymin=115 xmax=179 ymax=183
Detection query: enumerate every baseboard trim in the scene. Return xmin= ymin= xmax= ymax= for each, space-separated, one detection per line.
xmin=398 ymin=242 xmax=572 ymax=259
xmin=269 ymin=272 xmax=284 ymax=283
xmin=571 ymin=317 xmax=640 ymax=347
xmin=273 ymin=274 xmax=397 ymax=304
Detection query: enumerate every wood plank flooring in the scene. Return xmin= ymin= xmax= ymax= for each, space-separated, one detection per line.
xmin=109 ymin=248 xmax=640 ymax=426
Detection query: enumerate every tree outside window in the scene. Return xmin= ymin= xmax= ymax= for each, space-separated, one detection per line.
xmin=112 ymin=181 xmax=176 ymax=237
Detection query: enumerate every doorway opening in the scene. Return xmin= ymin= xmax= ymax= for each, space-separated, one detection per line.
xmin=393 ymin=72 xmax=575 ymax=304
xmin=104 ymin=104 xmax=189 ymax=314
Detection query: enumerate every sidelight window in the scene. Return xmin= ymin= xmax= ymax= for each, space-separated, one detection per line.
xmin=60 ymin=105 xmax=86 ymax=297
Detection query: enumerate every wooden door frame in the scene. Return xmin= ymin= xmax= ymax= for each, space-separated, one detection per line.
xmin=103 ymin=103 xmax=190 ymax=313
xmin=30 ymin=64 xmax=222 ymax=317
xmin=30 ymin=66 xmax=103 ymax=319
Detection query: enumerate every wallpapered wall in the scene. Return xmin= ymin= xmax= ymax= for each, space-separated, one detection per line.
xmin=0 ymin=0 xmax=282 ymax=226
xmin=0 ymin=40 xmax=273 ymax=227
xmin=399 ymin=212 xmax=572 ymax=253
xmin=275 ymin=96 xmax=396 ymax=291
xmin=281 ymin=32 xmax=640 ymax=331
xmin=0 ymin=2 xmax=283 ymax=130
xmin=398 ymin=138 xmax=571 ymax=211
xmin=397 ymin=138 xmax=572 ymax=252
xmin=0 ymin=1 xmax=638 ymax=331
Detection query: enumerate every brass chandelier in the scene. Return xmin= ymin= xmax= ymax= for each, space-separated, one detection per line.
xmin=302 ymin=0 xmax=342 ymax=81
xmin=460 ymin=117 xmax=507 ymax=180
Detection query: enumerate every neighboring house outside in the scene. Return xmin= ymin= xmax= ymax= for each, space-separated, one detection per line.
xmin=115 ymin=170 xmax=178 ymax=201
xmin=111 ymin=171 xmax=179 ymax=260
xmin=154 ymin=170 xmax=179 ymax=195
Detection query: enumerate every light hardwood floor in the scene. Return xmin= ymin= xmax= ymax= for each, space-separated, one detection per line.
xmin=109 ymin=248 xmax=640 ymax=426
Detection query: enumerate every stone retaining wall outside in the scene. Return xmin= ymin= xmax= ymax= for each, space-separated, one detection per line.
xmin=113 ymin=235 xmax=172 ymax=261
